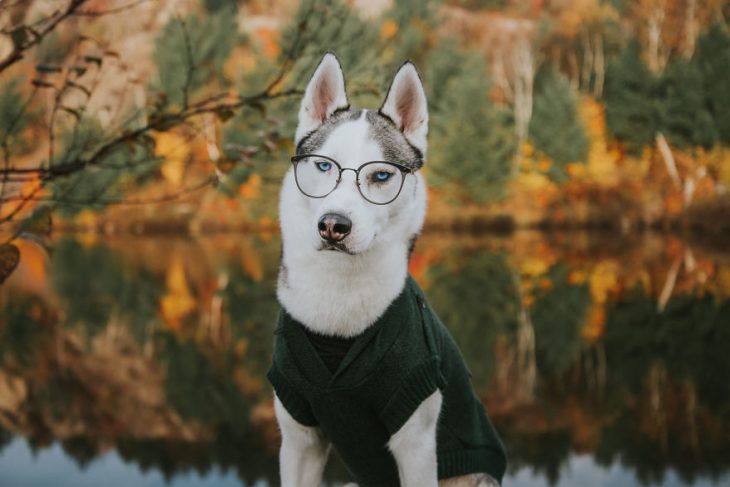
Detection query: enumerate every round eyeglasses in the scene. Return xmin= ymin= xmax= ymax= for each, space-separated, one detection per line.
xmin=291 ymin=154 xmax=414 ymax=205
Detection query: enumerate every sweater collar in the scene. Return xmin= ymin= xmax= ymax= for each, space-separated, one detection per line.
xmin=279 ymin=276 xmax=420 ymax=388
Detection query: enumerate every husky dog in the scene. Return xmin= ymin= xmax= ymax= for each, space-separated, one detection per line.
xmin=268 ymin=53 xmax=506 ymax=487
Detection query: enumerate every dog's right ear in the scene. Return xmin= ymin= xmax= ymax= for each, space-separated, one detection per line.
xmin=295 ymin=53 xmax=349 ymax=146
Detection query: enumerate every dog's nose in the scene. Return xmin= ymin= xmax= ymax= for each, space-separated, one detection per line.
xmin=318 ymin=213 xmax=352 ymax=242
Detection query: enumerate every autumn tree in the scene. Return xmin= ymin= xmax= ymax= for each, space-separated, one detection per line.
xmin=0 ymin=0 xmax=355 ymax=282
xmin=694 ymin=24 xmax=730 ymax=145
xmin=604 ymin=40 xmax=658 ymax=155
xmin=529 ymin=264 xmax=591 ymax=377
xmin=528 ymin=67 xmax=589 ymax=181
xmin=427 ymin=40 xmax=516 ymax=202
xmin=655 ymin=58 xmax=716 ymax=150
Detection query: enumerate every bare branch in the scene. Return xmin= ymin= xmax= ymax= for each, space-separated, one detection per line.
xmin=0 ymin=87 xmax=303 ymax=182
xmin=0 ymin=182 xmax=44 ymax=226
xmin=0 ymin=174 xmax=217 ymax=207
xmin=0 ymin=0 xmax=89 ymax=73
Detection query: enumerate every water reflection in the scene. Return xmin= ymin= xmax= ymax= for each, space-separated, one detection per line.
xmin=1 ymin=232 xmax=728 ymax=486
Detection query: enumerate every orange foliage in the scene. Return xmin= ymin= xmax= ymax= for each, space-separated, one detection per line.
xmin=582 ymin=306 xmax=606 ymax=342
xmin=240 ymin=239 xmax=264 ymax=282
xmin=568 ymin=269 xmax=587 ymax=285
xmin=380 ymin=19 xmax=399 ymax=41
xmin=253 ymin=27 xmax=281 ymax=58
xmin=0 ymin=181 xmax=45 ymax=221
xmin=239 ymin=173 xmax=262 ymax=200
xmin=409 ymin=246 xmax=441 ymax=289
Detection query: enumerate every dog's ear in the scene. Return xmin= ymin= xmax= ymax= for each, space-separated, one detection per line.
xmin=379 ymin=62 xmax=428 ymax=156
xmin=295 ymin=53 xmax=349 ymax=145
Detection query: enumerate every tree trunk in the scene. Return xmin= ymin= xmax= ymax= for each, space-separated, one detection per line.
xmin=683 ymin=0 xmax=697 ymax=58
xmin=658 ymin=255 xmax=681 ymax=312
xmin=593 ymin=33 xmax=605 ymax=97
xmin=580 ymin=31 xmax=593 ymax=90
xmin=656 ymin=132 xmax=681 ymax=189
xmin=512 ymin=37 xmax=534 ymax=174
xmin=647 ymin=1 xmax=667 ymax=72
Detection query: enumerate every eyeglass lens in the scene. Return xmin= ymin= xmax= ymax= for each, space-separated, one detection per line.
xmin=294 ymin=156 xmax=405 ymax=204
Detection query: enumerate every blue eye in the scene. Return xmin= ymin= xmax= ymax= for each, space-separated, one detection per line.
xmin=315 ymin=161 xmax=332 ymax=172
xmin=373 ymin=171 xmax=392 ymax=182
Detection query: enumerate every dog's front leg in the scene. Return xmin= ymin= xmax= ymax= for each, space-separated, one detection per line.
xmin=274 ymin=395 xmax=330 ymax=487
xmin=387 ymin=390 xmax=443 ymax=487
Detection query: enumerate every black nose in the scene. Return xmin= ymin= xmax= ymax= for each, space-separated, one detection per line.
xmin=318 ymin=213 xmax=352 ymax=243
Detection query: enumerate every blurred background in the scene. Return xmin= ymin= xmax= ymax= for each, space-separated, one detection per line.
xmin=0 ymin=0 xmax=729 ymax=486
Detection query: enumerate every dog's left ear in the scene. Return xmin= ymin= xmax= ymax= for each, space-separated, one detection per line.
xmin=295 ymin=53 xmax=349 ymax=146
xmin=380 ymin=62 xmax=429 ymax=156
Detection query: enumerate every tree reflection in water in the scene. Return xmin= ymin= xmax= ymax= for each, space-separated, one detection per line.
xmin=0 ymin=232 xmax=728 ymax=486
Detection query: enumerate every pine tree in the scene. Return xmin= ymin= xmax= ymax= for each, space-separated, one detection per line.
xmin=48 ymin=119 xmax=157 ymax=214
xmin=0 ymin=77 xmax=32 ymax=156
xmin=277 ymin=0 xmax=381 ymax=106
xmin=529 ymin=67 xmax=589 ymax=181
xmin=530 ymin=264 xmax=591 ymax=377
xmin=382 ymin=0 xmax=442 ymax=69
xmin=604 ymin=40 xmax=658 ymax=154
xmin=655 ymin=59 xmax=717 ymax=150
xmin=152 ymin=3 xmax=238 ymax=107
xmin=695 ymin=24 xmax=730 ymax=145
xmin=427 ymin=42 xmax=516 ymax=202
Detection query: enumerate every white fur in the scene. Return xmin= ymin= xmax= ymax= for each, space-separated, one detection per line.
xmin=278 ymin=111 xmax=427 ymax=337
xmin=274 ymin=395 xmax=331 ymax=487
xmin=275 ymin=54 xmax=498 ymax=486
xmin=388 ymin=390 xmax=443 ymax=487
xmin=295 ymin=53 xmax=349 ymax=145
xmin=380 ymin=62 xmax=429 ymax=156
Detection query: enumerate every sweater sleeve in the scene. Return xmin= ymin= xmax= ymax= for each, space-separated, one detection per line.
xmin=377 ymin=355 xmax=446 ymax=436
xmin=267 ymin=363 xmax=319 ymax=427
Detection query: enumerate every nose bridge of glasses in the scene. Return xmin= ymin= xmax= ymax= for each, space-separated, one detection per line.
xmin=338 ymin=166 xmax=360 ymax=184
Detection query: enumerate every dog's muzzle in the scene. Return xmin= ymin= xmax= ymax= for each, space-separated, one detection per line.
xmin=318 ymin=213 xmax=351 ymax=243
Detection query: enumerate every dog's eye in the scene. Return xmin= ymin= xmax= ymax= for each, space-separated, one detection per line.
xmin=372 ymin=171 xmax=392 ymax=183
xmin=315 ymin=161 xmax=332 ymax=172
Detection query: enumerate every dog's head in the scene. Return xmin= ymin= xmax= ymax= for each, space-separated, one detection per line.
xmin=280 ymin=53 xmax=428 ymax=256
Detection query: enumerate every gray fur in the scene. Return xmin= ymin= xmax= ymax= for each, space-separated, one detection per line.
xmin=297 ymin=109 xmax=362 ymax=155
xmin=296 ymin=109 xmax=423 ymax=170
xmin=366 ymin=110 xmax=423 ymax=169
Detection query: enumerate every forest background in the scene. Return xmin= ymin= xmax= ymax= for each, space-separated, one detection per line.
xmin=0 ymin=0 xmax=729 ymax=279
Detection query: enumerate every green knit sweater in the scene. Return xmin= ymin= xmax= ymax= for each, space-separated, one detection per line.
xmin=267 ymin=276 xmax=507 ymax=486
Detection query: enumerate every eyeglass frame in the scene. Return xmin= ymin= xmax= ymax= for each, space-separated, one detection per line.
xmin=290 ymin=154 xmax=416 ymax=205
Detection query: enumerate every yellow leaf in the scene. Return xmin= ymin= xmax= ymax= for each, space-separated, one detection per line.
xmin=520 ymin=257 xmax=549 ymax=278
xmin=589 ymin=261 xmax=618 ymax=304
xmin=160 ymin=254 xmax=196 ymax=330
xmin=155 ymin=132 xmax=190 ymax=187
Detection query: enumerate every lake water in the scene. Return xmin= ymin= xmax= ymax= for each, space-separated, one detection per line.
xmin=1 ymin=231 xmax=728 ymax=487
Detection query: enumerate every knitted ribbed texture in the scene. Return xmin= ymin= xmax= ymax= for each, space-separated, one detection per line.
xmin=266 ymin=365 xmax=318 ymax=427
xmin=380 ymin=356 xmax=444 ymax=435
xmin=268 ymin=276 xmax=507 ymax=486
xmin=438 ymin=448 xmax=507 ymax=483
